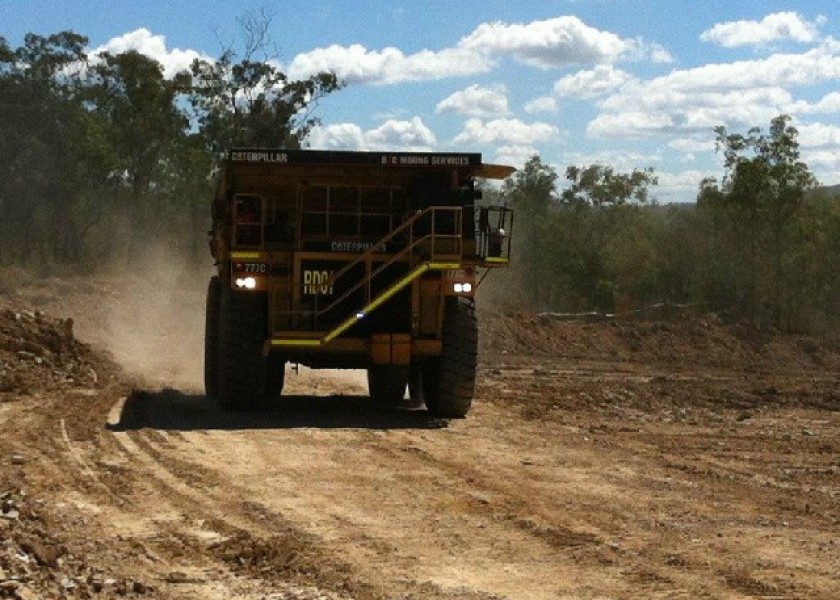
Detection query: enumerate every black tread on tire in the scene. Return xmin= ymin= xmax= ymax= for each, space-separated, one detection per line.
xmin=423 ymin=298 xmax=478 ymax=418
xmin=367 ymin=364 xmax=409 ymax=407
xmin=216 ymin=284 xmax=269 ymax=411
xmin=204 ymin=276 xmax=221 ymax=401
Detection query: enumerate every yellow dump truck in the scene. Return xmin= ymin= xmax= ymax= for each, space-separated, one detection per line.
xmin=205 ymin=149 xmax=513 ymax=417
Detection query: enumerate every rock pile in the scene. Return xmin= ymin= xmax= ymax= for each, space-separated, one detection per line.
xmin=0 ymin=309 xmax=107 ymax=397
xmin=1 ymin=487 xmax=150 ymax=599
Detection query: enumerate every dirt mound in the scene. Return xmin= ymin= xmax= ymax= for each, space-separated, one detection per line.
xmin=480 ymin=310 xmax=840 ymax=372
xmin=1 ymin=485 xmax=153 ymax=599
xmin=0 ymin=307 xmax=117 ymax=398
xmin=0 ymin=304 xmax=141 ymax=599
xmin=7 ymin=266 xmax=209 ymax=391
xmin=478 ymin=310 xmax=840 ymax=417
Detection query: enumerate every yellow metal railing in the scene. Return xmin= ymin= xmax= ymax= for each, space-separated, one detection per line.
xmin=273 ymin=260 xmax=460 ymax=348
xmin=303 ymin=206 xmax=463 ymax=324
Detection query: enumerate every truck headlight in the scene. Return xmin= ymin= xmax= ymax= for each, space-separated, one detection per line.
xmin=235 ymin=277 xmax=257 ymax=290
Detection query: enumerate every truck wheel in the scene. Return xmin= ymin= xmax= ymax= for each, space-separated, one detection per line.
xmin=216 ymin=283 xmax=268 ymax=411
xmin=422 ymin=298 xmax=477 ymax=418
xmin=264 ymin=353 xmax=286 ymax=399
xmin=367 ymin=365 xmax=409 ymax=407
xmin=204 ymin=276 xmax=221 ymax=401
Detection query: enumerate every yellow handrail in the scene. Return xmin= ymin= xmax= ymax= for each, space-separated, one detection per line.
xmin=310 ymin=206 xmax=462 ymax=321
xmin=273 ymin=260 xmax=460 ymax=348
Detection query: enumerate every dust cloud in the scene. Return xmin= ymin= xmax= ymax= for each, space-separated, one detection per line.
xmin=91 ymin=245 xmax=211 ymax=391
xmin=62 ymin=245 xmax=371 ymax=396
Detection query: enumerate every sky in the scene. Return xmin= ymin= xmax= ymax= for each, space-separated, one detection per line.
xmin=3 ymin=0 xmax=840 ymax=202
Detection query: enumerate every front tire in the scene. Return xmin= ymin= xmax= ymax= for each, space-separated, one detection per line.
xmin=204 ymin=277 xmax=221 ymax=401
xmin=422 ymin=298 xmax=478 ymax=418
xmin=216 ymin=283 xmax=269 ymax=411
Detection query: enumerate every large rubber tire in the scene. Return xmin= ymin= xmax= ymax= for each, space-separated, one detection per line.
xmin=367 ymin=365 xmax=409 ymax=407
xmin=216 ymin=284 xmax=269 ymax=411
xmin=204 ymin=277 xmax=221 ymax=401
xmin=422 ymin=298 xmax=478 ymax=418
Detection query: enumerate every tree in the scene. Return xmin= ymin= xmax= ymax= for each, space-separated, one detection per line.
xmin=561 ymin=164 xmax=657 ymax=207
xmin=87 ymin=50 xmax=192 ymax=203
xmin=188 ymin=11 xmax=340 ymax=153
xmin=0 ymin=31 xmax=100 ymax=267
xmin=557 ymin=164 xmax=658 ymax=310
xmin=504 ymin=155 xmax=558 ymax=214
xmin=1 ymin=24 xmax=346 ymax=273
xmin=496 ymin=156 xmax=559 ymax=308
xmin=699 ymin=114 xmax=818 ymax=326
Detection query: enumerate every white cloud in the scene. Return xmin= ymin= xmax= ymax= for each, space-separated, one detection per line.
xmin=308 ymin=117 xmax=437 ymax=152
xmin=436 ymin=84 xmax=510 ymax=117
xmin=668 ymin=137 xmax=715 ymax=154
xmin=495 ymin=145 xmax=539 ymax=168
xmin=288 ymin=44 xmax=491 ymax=85
xmin=454 ymin=117 xmax=560 ymax=146
xmin=806 ymin=150 xmax=840 ymax=182
xmin=306 ymin=123 xmax=366 ymax=151
xmin=795 ymin=91 xmax=840 ymax=114
xmin=796 ymin=122 xmax=840 ymax=148
xmin=366 ymin=117 xmax=437 ymax=150
xmin=700 ymin=12 xmax=825 ymax=48
xmin=589 ymin=40 xmax=840 ymax=139
xmin=649 ymin=45 xmax=676 ymax=65
xmin=553 ymin=65 xmax=633 ymax=99
xmin=653 ymin=169 xmax=712 ymax=202
xmin=524 ymin=96 xmax=559 ymax=114
xmin=289 ymin=16 xmax=671 ymax=85
xmin=92 ymin=28 xmax=208 ymax=78
xmin=587 ymin=111 xmax=676 ymax=138
xmin=458 ymin=16 xmax=671 ymax=68
xmin=605 ymin=41 xmax=840 ymax=105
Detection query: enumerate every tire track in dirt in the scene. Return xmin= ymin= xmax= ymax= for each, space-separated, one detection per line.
xmin=107 ymin=391 xmax=567 ymax=599
xmin=372 ymin=413 xmax=712 ymax=598
xmin=108 ymin=389 xmax=718 ymax=599
xmin=100 ymin=397 xmax=384 ymax=600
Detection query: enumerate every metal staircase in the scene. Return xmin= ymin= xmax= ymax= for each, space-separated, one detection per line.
xmin=275 ymin=207 xmax=464 ymax=348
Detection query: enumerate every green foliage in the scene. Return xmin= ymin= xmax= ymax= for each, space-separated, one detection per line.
xmin=87 ymin=51 xmax=192 ymax=198
xmin=0 ymin=31 xmax=96 ymax=267
xmin=0 ymin=28 xmax=340 ymax=272
xmin=698 ymin=115 xmax=820 ymax=328
xmin=503 ymin=155 xmax=558 ymax=214
xmin=491 ymin=157 xmax=660 ymax=312
xmin=190 ymin=54 xmax=340 ymax=153
xmin=561 ymin=164 xmax=657 ymax=207
xmin=488 ymin=119 xmax=835 ymax=333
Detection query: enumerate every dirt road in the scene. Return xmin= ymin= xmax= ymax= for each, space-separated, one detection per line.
xmin=1 ymin=279 xmax=838 ymax=599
